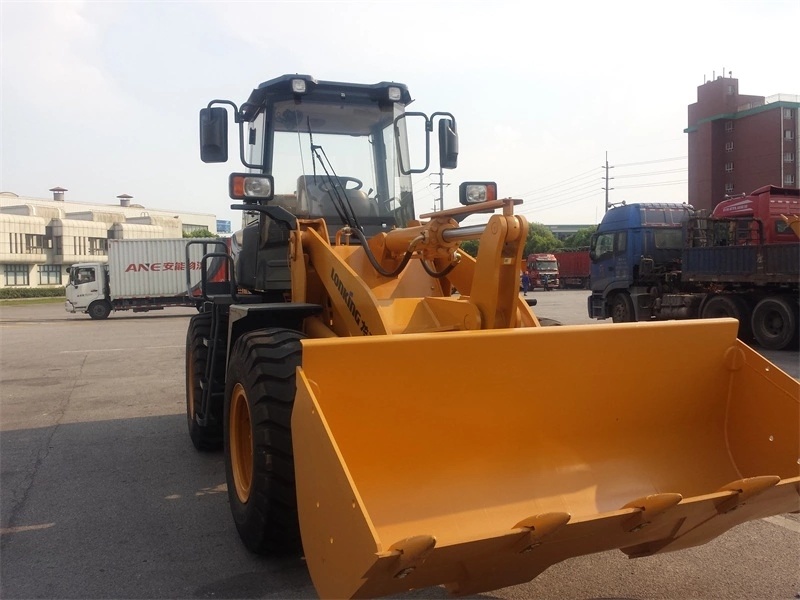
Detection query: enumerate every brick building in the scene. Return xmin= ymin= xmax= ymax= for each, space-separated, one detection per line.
xmin=685 ymin=75 xmax=799 ymax=213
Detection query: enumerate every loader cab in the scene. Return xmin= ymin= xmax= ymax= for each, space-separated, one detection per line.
xmin=201 ymin=75 xmax=458 ymax=241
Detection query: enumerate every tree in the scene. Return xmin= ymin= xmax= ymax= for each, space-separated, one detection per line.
xmin=459 ymin=239 xmax=479 ymax=257
xmin=524 ymin=222 xmax=562 ymax=256
xmin=562 ymin=225 xmax=597 ymax=249
xmin=458 ymin=223 xmax=563 ymax=258
xmin=183 ymin=228 xmax=218 ymax=238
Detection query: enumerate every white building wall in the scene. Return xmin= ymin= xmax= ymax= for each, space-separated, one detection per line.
xmin=0 ymin=191 xmax=219 ymax=290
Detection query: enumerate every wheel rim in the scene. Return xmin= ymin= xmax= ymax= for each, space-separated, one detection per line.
xmin=764 ymin=310 xmax=784 ymax=336
xmin=229 ymin=383 xmax=253 ymax=504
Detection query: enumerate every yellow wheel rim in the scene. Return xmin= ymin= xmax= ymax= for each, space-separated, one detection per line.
xmin=230 ymin=383 xmax=253 ymax=504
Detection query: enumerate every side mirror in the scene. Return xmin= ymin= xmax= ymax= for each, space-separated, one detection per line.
xmin=200 ymin=107 xmax=228 ymax=163
xmin=588 ymin=233 xmax=598 ymax=261
xmin=438 ymin=118 xmax=458 ymax=169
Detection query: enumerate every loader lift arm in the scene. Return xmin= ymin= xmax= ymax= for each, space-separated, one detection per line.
xmin=294 ymin=198 xmax=536 ymax=337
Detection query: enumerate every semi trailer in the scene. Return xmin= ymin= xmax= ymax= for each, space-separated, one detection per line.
xmin=553 ymin=248 xmax=591 ymax=289
xmin=587 ymin=186 xmax=800 ymax=349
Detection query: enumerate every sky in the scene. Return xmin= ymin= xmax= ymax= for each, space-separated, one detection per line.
xmin=2 ymin=0 xmax=799 ymax=231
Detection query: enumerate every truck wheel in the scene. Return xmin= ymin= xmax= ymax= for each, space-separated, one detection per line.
xmin=700 ymin=294 xmax=753 ymax=342
xmin=751 ymin=296 xmax=797 ymax=351
xmin=610 ymin=292 xmax=634 ymax=323
xmin=88 ymin=300 xmax=111 ymax=320
xmin=224 ymin=328 xmax=305 ymax=555
xmin=186 ymin=312 xmax=223 ymax=451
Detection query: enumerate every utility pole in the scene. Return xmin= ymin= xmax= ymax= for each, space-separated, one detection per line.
xmin=601 ymin=151 xmax=614 ymax=213
xmin=430 ymin=171 xmax=449 ymax=212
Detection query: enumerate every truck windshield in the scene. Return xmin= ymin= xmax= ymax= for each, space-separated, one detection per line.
xmin=535 ymin=260 xmax=558 ymax=271
xmin=70 ymin=267 xmax=95 ymax=285
xmin=264 ymin=98 xmax=415 ymax=231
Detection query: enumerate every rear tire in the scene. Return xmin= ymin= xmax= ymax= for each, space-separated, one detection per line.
xmin=224 ymin=328 xmax=305 ymax=555
xmin=88 ymin=300 xmax=111 ymax=320
xmin=751 ymin=296 xmax=797 ymax=351
xmin=610 ymin=292 xmax=635 ymax=323
xmin=186 ymin=312 xmax=224 ymax=451
xmin=700 ymin=294 xmax=753 ymax=342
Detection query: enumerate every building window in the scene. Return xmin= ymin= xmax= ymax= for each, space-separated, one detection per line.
xmin=786 ymin=174 xmax=796 ymax=185
xmin=5 ymin=264 xmax=29 ymax=286
xmin=725 ymin=121 xmax=734 ymax=133
xmin=725 ymin=141 xmax=734 ymax=152
xmin=8 ymin=233 xmax=23 ymax=254
xmin=725 ymin=183 xmax=734 ymax=193
xmin=725 ymin=162 xmax=734 ymax=172
xmin=784 ymin=108 xmax=794 ymax=119
xmin=73 ymin=237 xmax=87 ymax=255
xmin=786 ymin=152 xmax=796 ymax=162
xmin=88 ymin=237 xmax=108 ymax=256
xmin=786 ymin=130 xmax=795 ymax=140
xmin=25 ymin=234 xmax=45 ymax=254
xmin=38 ymin=265 xmax=63 ymax=285
xmin=727 ymin=85 xmax=735 ymax=95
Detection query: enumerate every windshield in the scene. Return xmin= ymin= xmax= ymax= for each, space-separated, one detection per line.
xmin=258 ymin=98 xmax=415 ymax=234
xmin=69 ymin=266 xmax=95 ymax=285
xmin=534 ymin=260 xmax=558 ymax=271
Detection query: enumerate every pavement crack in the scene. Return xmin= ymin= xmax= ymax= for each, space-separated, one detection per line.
xmin=1 ymin=354 xmax=87 ymax=547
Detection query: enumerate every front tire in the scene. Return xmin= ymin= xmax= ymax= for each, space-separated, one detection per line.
xmin=610 ymin=292 xmax=635 ymax=323
xmin=88 ymin=300 xmax=111 ymax=320
xmin=224 ymin=328 xmax=305 ymax=555
xmin=186 ymin=312 xmax=224 ymax=451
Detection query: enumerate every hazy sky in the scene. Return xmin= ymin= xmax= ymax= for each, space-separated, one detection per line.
xmin=2 ymin=0 xmax=799 ymax=230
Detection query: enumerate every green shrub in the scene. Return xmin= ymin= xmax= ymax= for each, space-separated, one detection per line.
xmin=0 ymin=287 xmax=66 ymax=300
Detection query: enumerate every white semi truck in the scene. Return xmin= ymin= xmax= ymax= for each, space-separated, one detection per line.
xmin=65 ymin=238 xmax=227 ymax=319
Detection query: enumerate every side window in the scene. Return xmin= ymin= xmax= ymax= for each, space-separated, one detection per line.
xmin=593 ymin=233 xmax=615 ymax=260
xmin=615 ymin=232 xmax=627 ymax=253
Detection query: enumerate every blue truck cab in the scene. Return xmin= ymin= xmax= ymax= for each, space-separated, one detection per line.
xmin=587 ymin=203 xmax=691 ymax=322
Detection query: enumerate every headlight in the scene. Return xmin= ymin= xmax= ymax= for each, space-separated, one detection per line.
xmin=229 ymin=173 xmax=275 ymax=202
xmin=291 ymin=79 xmax=307 ymax=94
xmin=459 ymin=181 xmax=497 ymax=205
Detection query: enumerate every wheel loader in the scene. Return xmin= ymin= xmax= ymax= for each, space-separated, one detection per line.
xmin=188 ymin=74 xmax=800 ymax=599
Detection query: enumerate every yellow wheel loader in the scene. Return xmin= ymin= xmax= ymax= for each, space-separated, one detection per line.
xmin=188 ymin=74 xmax=800 ymax=599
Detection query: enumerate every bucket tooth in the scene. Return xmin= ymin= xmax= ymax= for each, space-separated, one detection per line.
xmin=512 ymin=512 xmax=571 ymax=553
xmin=380 ymin=535 xmax=436 ymax=579
xmin=714 ymin=476 xmax=781 ymax=514
xmin=621 ymin=493 xmax=683 ymax=532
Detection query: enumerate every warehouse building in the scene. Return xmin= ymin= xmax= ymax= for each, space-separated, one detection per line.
xmin=0 ymin=187 xmax=218 ymax=289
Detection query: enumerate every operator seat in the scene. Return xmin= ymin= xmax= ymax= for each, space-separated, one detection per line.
xmin=296 ymin=176 xmax=376 ymax=221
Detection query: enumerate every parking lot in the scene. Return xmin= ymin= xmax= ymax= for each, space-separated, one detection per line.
xmin=1 ymin=293 xmax=798 ymax=599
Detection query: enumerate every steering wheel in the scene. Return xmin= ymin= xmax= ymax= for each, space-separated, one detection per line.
xmin=318 ymin=177 xmax=363 ymax=192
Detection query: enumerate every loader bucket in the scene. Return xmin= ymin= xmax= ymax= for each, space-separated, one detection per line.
xmin=292 ymin=319 xmax=800 ymax=599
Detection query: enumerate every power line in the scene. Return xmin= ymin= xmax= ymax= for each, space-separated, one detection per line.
xmin=614 ymin=156 xmax=687 ymax=168
xmin=511 ymin=167 xmax=599 ymax=198
xmin=614 ymin=167 xmax=687 ymax=179
xmin=616 ymin=179 xmax=687 ymax=189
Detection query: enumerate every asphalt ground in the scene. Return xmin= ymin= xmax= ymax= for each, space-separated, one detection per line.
xmin=1 ymin=292 xmax=798 ymax=600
